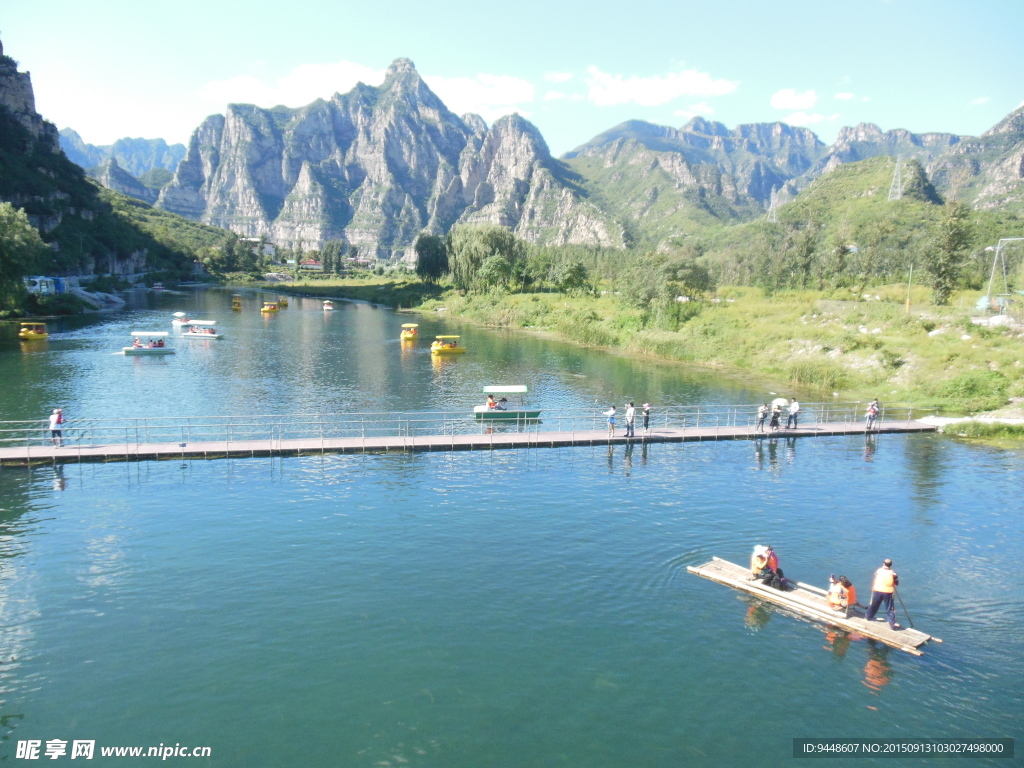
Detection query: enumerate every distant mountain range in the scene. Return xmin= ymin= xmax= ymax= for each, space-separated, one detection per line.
xmin=0 ymin=37 xmax=225 ymax=279
xmin=26 ymin=48 xmax=1024 ymax=259
xmin=59 ymin=129 xmax=185 ymax=177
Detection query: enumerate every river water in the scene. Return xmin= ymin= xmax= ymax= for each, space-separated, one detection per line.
xmin=0 ymin=289 xmax=1021 ymax=766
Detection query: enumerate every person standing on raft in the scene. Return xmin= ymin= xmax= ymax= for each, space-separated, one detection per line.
xmin=864 ymin=558 xmax=900 ymax=630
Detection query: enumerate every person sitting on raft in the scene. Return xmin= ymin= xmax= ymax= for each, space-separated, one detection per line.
xmin=748 ymin=544 xmax=786 ymax=590
xmin=827 ymin=575 xmax=857 ymax=615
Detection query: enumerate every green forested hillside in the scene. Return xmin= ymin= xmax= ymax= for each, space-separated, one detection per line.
xmin=0 ymin=102 xmax=230 ymax=312
xmin=699 ymin=156 xmax=1024 ymax=290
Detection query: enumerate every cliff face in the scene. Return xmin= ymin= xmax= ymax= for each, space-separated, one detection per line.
xmin=927 ymin=107 xmax=1024 ymax=212
xmin=159 ymin=59 xmax=621 ymax=256
xmin=0 ymin=40 xmax=59 ymax=153
xmin=90 ymin=157 xmax=159 ymax=204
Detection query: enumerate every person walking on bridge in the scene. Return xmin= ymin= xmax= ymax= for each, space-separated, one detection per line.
xmin=755 ymin=403 xmax=768 ymax=433
xmin=786 ymin=399 xmax=800 ymax=430
xmin=864 ymin=558 xmax=900 ymax=630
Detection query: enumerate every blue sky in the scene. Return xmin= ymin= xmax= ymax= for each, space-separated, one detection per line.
xmin=5 ymin=0 xmax=1022 ymax=156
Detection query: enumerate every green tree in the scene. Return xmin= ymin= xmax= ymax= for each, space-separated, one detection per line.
xmin=553 ymin=259 xmax=591 ymax=294
xmin=413 ymin=233 xmax=448 ymax=284
xmin=475 ymin=255 xmax=512 ymax=289
xmin=0 ymin=202 xmax=47 ymax=311
xmin=927 ymin=201 xmax=972 ymax=305
xmin=445 ymin=224 xmax=525 ymax=291
xmin=321 ymin=240 xmax=346 ymax=275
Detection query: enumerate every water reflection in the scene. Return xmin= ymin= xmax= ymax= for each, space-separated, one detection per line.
xmin=864 ymin=434 xmax=877 ymax=462
xmin=744 ymin=601 xmax=772 ymax=632
xmin=861 ymin=642 xmax=893 ymax=695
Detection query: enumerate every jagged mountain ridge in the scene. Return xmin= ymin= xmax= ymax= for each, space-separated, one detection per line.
xmin=0 ymin=37 xmax=217 ymax=278
xmin=158 ymin=59 xmax=621 ymax=257
xmin=59 ymin=129 xmax=186 ymax=178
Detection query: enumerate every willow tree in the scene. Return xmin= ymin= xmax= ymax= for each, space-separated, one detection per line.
xmin=445 ymin=224 xmax=525 ymax=291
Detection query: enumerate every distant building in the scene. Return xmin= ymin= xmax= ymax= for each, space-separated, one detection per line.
xmin=299 ymin=259 xmax=323 ymax=271
xmin=239 ymin=238 xmax=276 ymax=257
xmin=23 ymin=276 xmax=66 ymax=295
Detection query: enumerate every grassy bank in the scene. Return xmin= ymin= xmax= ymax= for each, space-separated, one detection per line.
xmin=268 ymin=277 xmax=1024 ymax=413
xmin=271 ymin=277 xmax=443 ymax=307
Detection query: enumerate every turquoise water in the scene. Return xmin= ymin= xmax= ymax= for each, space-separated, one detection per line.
xmin=0 ymin=291 xmax=1021 ymax=766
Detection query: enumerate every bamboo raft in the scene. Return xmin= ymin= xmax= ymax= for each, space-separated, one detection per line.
xmin=687 ymin=557 xmax=942 ymax=655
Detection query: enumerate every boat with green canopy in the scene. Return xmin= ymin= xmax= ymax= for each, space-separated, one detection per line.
xmin=473 ymin=385 xmax=541 ymax=421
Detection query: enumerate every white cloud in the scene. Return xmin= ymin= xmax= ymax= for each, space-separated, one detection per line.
xmin=862 ymin=96 xmax=870 ymax=102
xmin=770 ymin=89 xmax=818 ymax=110
xmin=834 ymin=92 xmax=855 ymax=101
xmin=970 ymin=96 xmax=990 ymax=106
xmin=544 ymin=72 xmax=574 ymax=83
xmin=674 ymin=101 xmax=714 ymax=118
xmin=584 ymin=66 xmax=737 ymax=107
xmin=198 ymin=61 xmax=385 ymax=107
xmin=424 ymin=73 xmax=534 ymax=121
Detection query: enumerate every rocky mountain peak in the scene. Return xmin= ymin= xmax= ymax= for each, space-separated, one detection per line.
xmin=0 ymin=37 xmax=59 ymax=153
xmin=982 ymin=105 xmax=1024 ymax=137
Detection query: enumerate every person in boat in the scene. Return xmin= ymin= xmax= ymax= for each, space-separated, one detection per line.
xmin=750 ymin=545 xmax=769 ymax=578
xmin=750 ymin=544 xmax=786 ymax=589
xmin=487 ymin=394 xmax=498 ymax=410
xmin=863 ymin=558 xmax=900 ymax=630
xmin=827 ymin=574 xmax=857 ymax=614
xmin=496 ymin=397 xmax=508 ymax=411
xmin=132 ymin=338 xmax=142 ymax=348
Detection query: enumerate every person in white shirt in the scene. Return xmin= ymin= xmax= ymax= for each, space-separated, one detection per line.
xmin=48 ymin=408 xmax=64 ymax=446
xmin=786 ymin=400 xmax=800 ymax=430
xmin=602 ymin=405 xmax=616 ymax=438
xmin=624 ymin=402 xmax=636 ymax=437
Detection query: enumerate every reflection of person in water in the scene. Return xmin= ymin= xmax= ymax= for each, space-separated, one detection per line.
xmin=864 ymin=434 xmax=876 ymax=462
xmin=744 ymin=602 xmax=772 ymax=632
xmin=823 ymin=629 xmax=852 ymax=659
xmin=862 ymin=642 xmax=893 ymax=694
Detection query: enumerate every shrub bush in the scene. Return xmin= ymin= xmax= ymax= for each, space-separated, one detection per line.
xmin=936 ymin=371 xmax=1008 ymax=412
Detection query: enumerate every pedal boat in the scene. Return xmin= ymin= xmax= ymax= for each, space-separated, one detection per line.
xmin=400 ymin=323 xmax=419 ymax=340
xmin=473 ymin=385 xmax=541 ymax=420
xmin=181 ymin=320 xmax=222 ymax=339
xmin=124 ymin=331 xmax=174 ymax=356
xmin=18 ymin=322 xmax=48 ymax=340
xmin=431 ymin=335 xmax=465 ymax=355
xmin=261 ymin=301 xmax=280 ymax=313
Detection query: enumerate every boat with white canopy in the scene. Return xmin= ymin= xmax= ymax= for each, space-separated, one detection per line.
xmin=473 ymin=385 xmax=541 ymax=420
xmin=123 ymin=332 xmax=174 ymax=356
xmin=181 ymin=321 xmax=222 ymax=339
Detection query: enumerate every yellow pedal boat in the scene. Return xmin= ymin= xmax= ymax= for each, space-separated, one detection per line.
xmin=431 ymin=335 xmax=465 ymax=355
xmin=18 ymin=322 xmax=48 ymax=340
xmin=400 ymin=323 xmax=419 ymax=340
xmin=261 ymin=301 xmax=280 ymax=313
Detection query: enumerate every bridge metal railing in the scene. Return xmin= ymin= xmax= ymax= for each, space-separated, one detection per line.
xmin=0 ymin=402 xmax=937 ymax=456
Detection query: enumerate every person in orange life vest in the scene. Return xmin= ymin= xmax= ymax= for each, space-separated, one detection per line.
xmin=863 ymin=558 xmax=900 ymax=630
xmin=487 ymin=394 xmax=497 ymax=410
xmin=826 ymin=575 xmax=857 ymax=615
